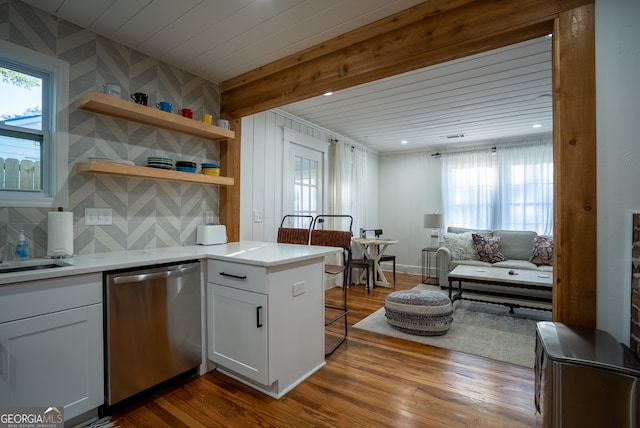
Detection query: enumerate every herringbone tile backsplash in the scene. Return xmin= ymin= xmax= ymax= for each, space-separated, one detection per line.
xmin=1 ymin=0 xmax=221 ymax=259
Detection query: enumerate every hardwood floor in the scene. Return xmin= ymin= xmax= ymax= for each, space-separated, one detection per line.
xmin=110 ymin=272 xmax=540 ymax=427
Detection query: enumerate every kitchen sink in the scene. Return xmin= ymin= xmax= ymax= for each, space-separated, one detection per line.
xmin=0 ymin=258 xmax=73 ymax=274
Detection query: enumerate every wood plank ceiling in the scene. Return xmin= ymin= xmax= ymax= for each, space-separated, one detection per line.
xmin=280 ymin=36 xmax=552 ymax=152
xmin=22 ymin=0 xmax=552 ymax=152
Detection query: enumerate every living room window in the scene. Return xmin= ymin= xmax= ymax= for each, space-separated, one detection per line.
xmin=0 ymin=40 xmax=69 ymax=208
xmin=441 ymin=140 xmax=553 ymax=235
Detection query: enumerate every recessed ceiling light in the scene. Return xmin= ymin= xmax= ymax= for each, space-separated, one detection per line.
xmin=401 ymin=140 xmax=408 ymax=145
xmin=323 ymin=91 xmax=333 ymax=96
xmin=533 ymin=123 xmax=542 ymax=128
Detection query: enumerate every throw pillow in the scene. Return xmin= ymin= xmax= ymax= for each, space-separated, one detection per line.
xmin=529 ymin=236 xmax=553 ymax=266
xmin=472 ymin=233 xmax=506 ymax=263
xmin=442 ymin=232 xmax=476 ymax=260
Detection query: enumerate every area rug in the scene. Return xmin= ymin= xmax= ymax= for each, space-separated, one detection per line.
xmin=353 ymin=284 xmax=551 ymax=368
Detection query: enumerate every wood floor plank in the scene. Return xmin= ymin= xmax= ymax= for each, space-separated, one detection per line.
xmin=109 ymin=272 xmax=541 ymax=427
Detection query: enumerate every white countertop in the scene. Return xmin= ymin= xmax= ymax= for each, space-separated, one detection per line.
xmin=0 ymin=241 xmax=340 ymax=285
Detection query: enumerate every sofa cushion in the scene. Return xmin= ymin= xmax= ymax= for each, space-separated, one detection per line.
xmin=493 ymin=230 xmax=537 ymax=260
xmin=472 ymin=233 xmax=505 ymax=263
xmin=529 ymin=235 xmax=554 ymax=266
xmin=450 ymin=259 xmax=492 ymax=269
xmin=442 ymin=232 xmax=477 ymax=260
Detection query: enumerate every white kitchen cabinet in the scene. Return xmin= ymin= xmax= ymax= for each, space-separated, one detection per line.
xmin=0 ymin=274 xmax=103 ymax=421
xmin=209 ymin=283 xmax=268 ymax=384
xmin=207 ymin=257 xmax=325 ymax=398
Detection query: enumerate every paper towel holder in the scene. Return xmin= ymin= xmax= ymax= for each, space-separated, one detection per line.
xmin=47 ymin=207 xmax=74 ymax=259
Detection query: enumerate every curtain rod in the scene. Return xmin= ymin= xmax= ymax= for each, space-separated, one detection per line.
xmin=430 ymin=138 xmax=552 ymax=157
xmin=431 ymin=146 xmax=495 ymax=157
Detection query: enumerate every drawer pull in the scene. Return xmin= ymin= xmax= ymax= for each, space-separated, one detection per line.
xmin=219 ymin=272 xmax=247 ymax=280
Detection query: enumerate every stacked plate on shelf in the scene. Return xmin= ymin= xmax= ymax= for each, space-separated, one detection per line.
xmin=176 ymin=160 xmax=197 ymax=173
xmin=147 ymin=157 xmax=173 ymax=169
xmin=202 ymin=163 xmax=221 ymax=176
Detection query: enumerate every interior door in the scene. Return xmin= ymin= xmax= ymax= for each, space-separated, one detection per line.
xmin=284 ymin=143 xmax=323 ymax=225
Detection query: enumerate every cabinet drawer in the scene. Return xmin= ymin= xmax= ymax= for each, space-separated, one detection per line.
xmin=207 ymin=260 xmax=267 ymax=294
xmin=0 ymin=273 xmax=102 ymax=324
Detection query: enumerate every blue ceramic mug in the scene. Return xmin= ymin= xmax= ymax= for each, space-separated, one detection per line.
xmin=156 ymin=101 xmax=172 ymax=112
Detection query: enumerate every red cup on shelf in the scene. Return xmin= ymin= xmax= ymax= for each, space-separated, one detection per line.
xmin=178 ymin=108 xmax=193 ymax=119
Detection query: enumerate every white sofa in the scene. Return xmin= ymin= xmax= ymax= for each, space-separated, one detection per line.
xmin=436 ymin=227 xmax=553 ymax=306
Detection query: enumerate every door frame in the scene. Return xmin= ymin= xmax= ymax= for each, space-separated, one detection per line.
xmin=220 ymin=1 xmax=596 ymax=327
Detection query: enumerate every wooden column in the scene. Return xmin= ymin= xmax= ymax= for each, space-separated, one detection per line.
xmin=219 ymin=113 xmax=240 ymax=242
xmin=552 ymin=4 xmax=597 ymax=327
xmin=220 ymin=0 xmax=597 ymax=326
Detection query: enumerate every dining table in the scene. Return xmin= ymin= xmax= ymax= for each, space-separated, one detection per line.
xmin=351 ymin=237 xmax=398 ymax=288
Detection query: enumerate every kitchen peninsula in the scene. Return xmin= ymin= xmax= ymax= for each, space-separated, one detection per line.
xmin=0 ymin=242 xmax=340 ymax=425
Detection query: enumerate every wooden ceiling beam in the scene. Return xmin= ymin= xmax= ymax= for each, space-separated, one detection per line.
xmin=220 ymin=0 xmax=597 ymax=330
xmin=221 ymin=0 xmax=591 ymax=118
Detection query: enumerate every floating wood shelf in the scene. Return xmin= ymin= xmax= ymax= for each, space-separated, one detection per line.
xmin=76 ymin=160 xmax=234 ymax=186
xmin=77 ymin=91 xmax=235 ymax=141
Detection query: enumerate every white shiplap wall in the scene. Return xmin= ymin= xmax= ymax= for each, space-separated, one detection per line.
xmin=240 ymin=110 xmax=380 ymax=245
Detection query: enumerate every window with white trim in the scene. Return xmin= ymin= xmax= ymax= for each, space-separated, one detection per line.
xmin=0 ymin=40 xmax=69 ymax=208
xmin=441 ymin=141 xmax=553 ymax=235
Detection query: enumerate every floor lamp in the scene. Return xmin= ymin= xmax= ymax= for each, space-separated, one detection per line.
xmin=424 ymin=214 xmax=444 ymax=248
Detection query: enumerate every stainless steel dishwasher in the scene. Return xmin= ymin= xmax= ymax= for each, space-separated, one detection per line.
xmin=104 ymin=260 xmax=202 ymax=406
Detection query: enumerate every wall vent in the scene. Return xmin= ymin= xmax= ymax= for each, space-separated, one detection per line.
xmin=440 ymin=133 xmax=466 ymax=140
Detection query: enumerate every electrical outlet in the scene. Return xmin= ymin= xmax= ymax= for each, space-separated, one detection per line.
xmin=85 ymin=208 xmax=112 ymax=225
xmin=254 ymin=210 xmax=263 ymax=223
xmin=292 ymin=281 xmax=305 ymax=297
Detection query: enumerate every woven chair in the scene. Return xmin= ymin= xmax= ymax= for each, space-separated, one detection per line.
xmin=310 ymin=215 xmax=374 ymax=355
xmin=312 ymin=216 xmax=374 ymax=293
xmin=276 ymin=215 xmax=313 ymax=245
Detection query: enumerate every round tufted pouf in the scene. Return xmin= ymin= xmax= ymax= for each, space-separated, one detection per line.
xmin=384 ymin=289 xmax=453 ymax=336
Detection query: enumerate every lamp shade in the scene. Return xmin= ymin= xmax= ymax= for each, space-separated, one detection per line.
xmin=423 ymin=214 xmax=444 ymax=229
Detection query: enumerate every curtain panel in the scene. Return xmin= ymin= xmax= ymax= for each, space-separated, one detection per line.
xmin=330 ymin=141 xmax=368 ymax=235
xmin=441 ymin=140 xmax=553 ymax=235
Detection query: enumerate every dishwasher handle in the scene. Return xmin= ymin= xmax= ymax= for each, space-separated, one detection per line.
xmin=112 ymin=264 xmax=199 ymax=284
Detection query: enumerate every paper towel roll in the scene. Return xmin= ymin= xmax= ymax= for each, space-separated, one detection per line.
xmin=48 ymin=211 xmax=73 ymax=257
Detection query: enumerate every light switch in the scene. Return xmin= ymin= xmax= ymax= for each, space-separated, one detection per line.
xmin=85 ymin=208 xmax=112 ymax=225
